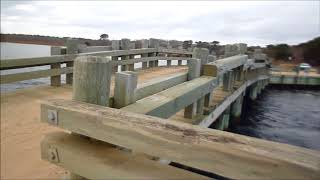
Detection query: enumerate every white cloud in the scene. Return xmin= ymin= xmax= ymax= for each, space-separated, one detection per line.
xmin=1 ymin=1 xmax=319 ymax=46
xmin=14 ymin=4 xmax=36 ymax=13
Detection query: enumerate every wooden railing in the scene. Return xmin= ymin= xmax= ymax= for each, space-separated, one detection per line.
xmin=38 ymin=45 xmax=320 ymax=179
xmin=0 ymin=47 xmax=192 ymax=85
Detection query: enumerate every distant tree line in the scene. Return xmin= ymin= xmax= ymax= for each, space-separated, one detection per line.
xmin=264 ymin=36 xmax=320 ymax=66
xmin=1 ymin=33 xmax=111 ymax=46
xmin=298 ymin=37 xmax=320 ymax=66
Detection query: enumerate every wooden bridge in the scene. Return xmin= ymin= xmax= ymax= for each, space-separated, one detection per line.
xmin=1 ymin=39 xmax=319 ymax=179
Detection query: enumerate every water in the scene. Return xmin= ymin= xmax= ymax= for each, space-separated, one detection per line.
xmin=0 ymin=42 xmax=54 ymax=92
xmin=231 ymin=87 xmax=320 ymax=150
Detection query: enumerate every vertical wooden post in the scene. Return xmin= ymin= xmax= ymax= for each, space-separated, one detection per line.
xmin=237 ymin=65 xmax=244 ymax=81
xmin=140 ymin=40 xmax=149 ymax=69
xmin=66 ymin=38 xmax=79 ymax=85
xmin=69 ymin=55 xmax=112 ymax=179
xmin=121 ymin=39 xmax=130 ymax=71
xmin=148 ymin=52 xmax=156 ymax=68
xmin=128 ymin=42 xmax=135 ymax=71
xmin=193 ymin=47 xmax=209 ymax=74
xmin=128 ymin=54 xmax=135 ymax=71
xmin=204 ymin=92 xmax=213 ymax=107
xmin=112 ymin=56 xmax=118 ymax=72
xmin=50 ymin=63 xmax=61 ymax=86
xmin=249 ymin=83 xmax=258 ymax=100
xmin=114 ymin=71 xmax=137 ymax=108
xmin=223 ymin=71 xmax=233 ymax=92
xmin=141 ymin=54 xmax=148 ymax=69
xmin=112 ymin=40 xmax=120 ymax=73
xmin=192 ymin=47 xmax=209 ymax=116
xmin=207 ymin=55 xmax=216 ymax=63
xmin=223 ymin=107 xmax=231 ymax=130
xmin=184 ymin=59 xmax=201 ymax=118
xmin=73 ymin=56 xmax=112 ymax=107
xmin=149 ymin=38 xmax=159 ymax=67
xmin=231 ymin=95 xmax=243 ymax=124
xmin=178 ymin=60 xmax=182 ymax=66
xmin=167 ymin=59 xmax=172 ymax=66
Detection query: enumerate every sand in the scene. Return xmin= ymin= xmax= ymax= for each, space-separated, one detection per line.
xmin=1 ymin=66 xmax=187 ymax=179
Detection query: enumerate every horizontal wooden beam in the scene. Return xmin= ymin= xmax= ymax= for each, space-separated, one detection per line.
xmin=41 ymin=132 xmax=208 ymax=179
xmin=113 ymin=57 xmax=194 ymax=66
xmin=0 ymin=48 xmax=157 ymax=70
xmin=79 ymin=46 xmax=112 ymax=53
xmin=0 ymin=67 xmax=73 ymax=84
xmin=122 ymin=76 xmax=217 ymax=118
xmin=41 ymin=99 xmax=320 ymax=179
xmin=158 ymin=48 xmax=192 ymax=55
xmin=136 ymin=72 xmax=188 ymax=100
xmin=203 ymin=55 xmax=248 ymax=76
xmin=83 ymin=48 xmax=158 ymax=57
xmin=0 ymin=55 xmax=77 ymax=70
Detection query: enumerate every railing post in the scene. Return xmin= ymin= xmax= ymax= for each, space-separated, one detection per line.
xmin=139 ymin=40 xmax=149 ymax=69
xmin=128 ymin=42 xmax=135 ymax=71
xmin=231 ymin=95 xmax=243 ymax=124
xmin=192 ymin=47 xmax=209 ymax=116
xmin=114 ymin=71 xmax=138 ymax=108
xmin=249 ymin=82 xmax=258 ymax=100
xmin=66 ymin=38 xmax=80 ymax=85
xmin=69 ymin=55 xmax=112 ymax=179
xmin=184 ymin=59 xmax=201 ymax=118
xmin=207 ymin=55 xmax=216 ymax=63
xmin=237 ymin=65 xmax=245 ymax=81
xmin=73 ymin=56 xmax=112 ymax=106
xmin=149 ymin=38 xmax=159 ymax=68
xmin=223 ymin=70 xmax=233 ymax=91
xmin=50 ymin=63 xmax=61 ymax=86
xmin=112 ymin=40 xmax=120 ymax=72
xmin=120 ymin=39 xmax=130 ymax=71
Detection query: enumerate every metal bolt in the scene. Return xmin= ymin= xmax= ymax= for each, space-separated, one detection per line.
xmin=48 ymin=147 xmax=59 ymax=163
xmin=47 ymin=110 xmax=58 ymax=125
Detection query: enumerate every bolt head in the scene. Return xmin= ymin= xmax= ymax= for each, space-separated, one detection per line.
xmin=47 ymin=110 xmax=58 ymax=125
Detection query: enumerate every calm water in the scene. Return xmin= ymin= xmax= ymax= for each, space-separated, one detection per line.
xmin=0 ymin=42 xmax=54 ymax=92
xmin=231 ymin=87 xmax=320 ymax=150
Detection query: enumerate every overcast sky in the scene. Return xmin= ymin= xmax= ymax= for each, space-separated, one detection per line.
xmin=1 ymin=1 xmax=319 ymax=46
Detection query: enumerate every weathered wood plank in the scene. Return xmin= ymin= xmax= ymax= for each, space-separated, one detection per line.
xmin=0 ymin=48 xmax=157 ymax=70
xmin=114 ymin=71 xmax=137 ymax=108
xmin=41 ymin=99 xmax=320 ymax=179
xmin=72 ymin=56 xmax=112 ymax=107
xmin=113 ymin=56 xmax=193 ymax=66
xmin=79 ymin=46 xmax=112 ymax=53
xmin=158 ymin=48 xmax=192 ymax=55
xmin=0 ymin=67 xmax=73 ymax=84
xmin=122 ymin=76 xmax=217 ymax=118
xmin=0 ymin=55 xmax=76 ymax=70
xmin=136 ymin=72 xmax=188 ymax=100
xmin=41 ymin=132 xmax=209 ymax=179
xmin=204 ymin=55 xmax=248 ymax=77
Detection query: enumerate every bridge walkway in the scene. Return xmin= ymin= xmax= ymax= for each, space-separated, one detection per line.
xmin=0 ymin=66 xmax=187 ymax=179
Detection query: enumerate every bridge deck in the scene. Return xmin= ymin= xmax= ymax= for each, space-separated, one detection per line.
xmin=0 ymin=66 xmax=187 ymax=179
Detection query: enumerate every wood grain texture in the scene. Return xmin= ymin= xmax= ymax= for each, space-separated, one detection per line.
xmin=41 ymin=132 xmax=209 ymax=179
xmin=122 ymin=76 xmax=217 ymax=118
xmin=41 ymin=99 xmax=320 ymax=179
xmin=136 ymin=72 xmax=187 ymax=101
xmin=0 ymin=67 xmax=73 ymax=84
xmin=72 ymin=56 xmax=112 ymax=107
